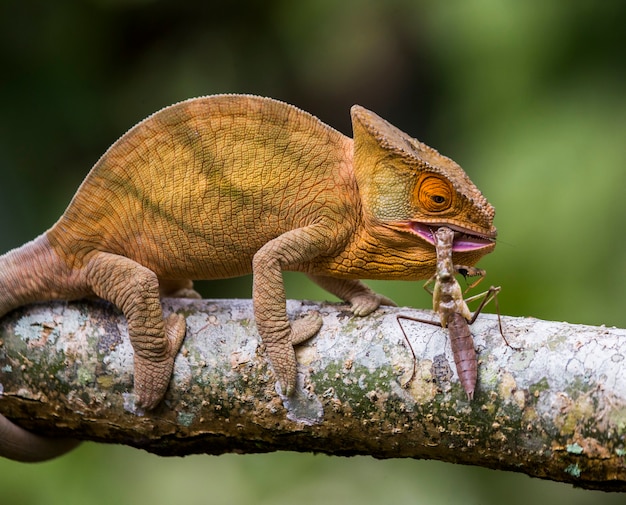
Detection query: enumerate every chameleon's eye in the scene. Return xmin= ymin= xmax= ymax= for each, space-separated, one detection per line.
xmin=416 ymin=175 xmax=453 ymax=212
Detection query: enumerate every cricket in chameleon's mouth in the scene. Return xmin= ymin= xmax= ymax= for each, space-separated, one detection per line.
xmin=410 ymin=222 xmax=495 ymax=252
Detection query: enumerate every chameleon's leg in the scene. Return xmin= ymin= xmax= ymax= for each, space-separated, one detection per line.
xmin=306 ymin=274 xmax=396 ymax=316
xmin=84 ymin=252 xmax=186 ymax=409
xmin=252 ymin=225 xmax=342 ymax=396
xmin=159 ymin=278 xmax=202 ymax=299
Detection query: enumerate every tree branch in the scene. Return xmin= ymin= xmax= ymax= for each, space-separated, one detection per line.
xmin=1 ymin=299 xmax=624 ymax=491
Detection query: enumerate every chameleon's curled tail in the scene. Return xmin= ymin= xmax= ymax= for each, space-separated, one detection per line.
xmin=0 ymin=233 xmax=85 ymax=462
xmin=0 ymin=233 xmax=82 ymax=319
xmin=0 ymin=415 xmax=80 ymax=462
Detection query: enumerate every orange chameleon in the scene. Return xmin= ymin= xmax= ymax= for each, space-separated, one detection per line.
xmin=0 ymin=95 xmax=495 ymax=460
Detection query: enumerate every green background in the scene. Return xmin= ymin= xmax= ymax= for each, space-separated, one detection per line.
xmin=1 ymin=1 xmax=625 ymax=504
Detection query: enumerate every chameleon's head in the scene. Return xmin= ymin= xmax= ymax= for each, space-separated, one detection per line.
xmin=350 ymin=105 xmax=496 ymax=266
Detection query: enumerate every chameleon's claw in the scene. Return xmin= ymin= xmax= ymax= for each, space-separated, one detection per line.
xmin=265 ymin=341 xmax=298 ymax=397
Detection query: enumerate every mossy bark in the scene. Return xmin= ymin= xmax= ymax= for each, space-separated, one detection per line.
xmin=0 ymin=298 xmax=625 ymax=491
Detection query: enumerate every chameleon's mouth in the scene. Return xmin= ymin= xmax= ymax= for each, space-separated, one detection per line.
xmin=410 ymin=222 xmax=495 ymax=252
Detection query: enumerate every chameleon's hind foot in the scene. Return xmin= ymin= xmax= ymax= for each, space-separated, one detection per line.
xmin=134 ymin=313 xmax=187 ymax=409
xmin=169 ymin=288 xmax=202 ymax=299
xmin=159 ymin=279 xmax=202 ymax=299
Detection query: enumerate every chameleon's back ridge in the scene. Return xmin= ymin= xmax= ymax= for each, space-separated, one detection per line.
xmin=0 ymin=94 xmax=496 ymax=462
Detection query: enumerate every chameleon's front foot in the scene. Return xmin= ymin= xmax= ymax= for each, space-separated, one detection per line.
xmin=133 ymin=313 xmax=187 ymax=409
xmin=350 ymin=292 xmax=397 ymax=317
xmin=306 ymin=275 xmax=396 ymax=317
xmin=265 ymin=312 xmax=323 ymax=396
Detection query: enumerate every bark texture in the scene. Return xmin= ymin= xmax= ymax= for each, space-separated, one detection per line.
xmin=0 ymin=298 xmax=624 ymax=491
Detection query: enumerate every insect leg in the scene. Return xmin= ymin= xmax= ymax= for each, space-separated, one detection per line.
xmin=464 ymin=286 xmax=518 ymax=349
xmin=454 ymin=264 xmax=486 ymax=293
xmin=422 ymin=273 xmax=436 ymax=296
xmin=395 ymin=314 xmax=445 ymax=387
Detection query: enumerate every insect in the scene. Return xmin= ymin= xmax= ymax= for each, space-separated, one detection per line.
xmin=398 ymin=226 xmax=504 ymax=400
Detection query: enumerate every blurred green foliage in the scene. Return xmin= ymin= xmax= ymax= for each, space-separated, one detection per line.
xmin=1 ymin=0 xmax=625 ymax=503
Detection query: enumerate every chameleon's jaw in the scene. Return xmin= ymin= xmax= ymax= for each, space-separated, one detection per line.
xmin=409 ymin=222 xmax=496 ymax=253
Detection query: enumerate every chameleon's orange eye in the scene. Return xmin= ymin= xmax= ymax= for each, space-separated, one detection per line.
xmin=416 ymin=175 xmax=453 ymax=212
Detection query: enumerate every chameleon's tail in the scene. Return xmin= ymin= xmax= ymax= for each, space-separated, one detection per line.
xmin=0 ymin=233 xmax=85 ymax=462
xmin=0 ymin=233 xmax=82 ymax=318
xmin=0 ymin=414 xmax=80 ymax=462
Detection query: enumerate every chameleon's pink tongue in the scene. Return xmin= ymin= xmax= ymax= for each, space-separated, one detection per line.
xmin=451 ymin=234 xmax=493 ymax=252
xmin=410 ymin=224 xmax=436 ymax=245
xmin=410 ymin=223 xmax=493 ymax=252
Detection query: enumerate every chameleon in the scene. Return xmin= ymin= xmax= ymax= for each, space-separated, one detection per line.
xmin=0 ymin=94 xmax=496 ymax=460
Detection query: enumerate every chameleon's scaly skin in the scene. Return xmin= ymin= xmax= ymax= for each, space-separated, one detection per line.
xmin=0 ymin=95 xmax=496 ymax=460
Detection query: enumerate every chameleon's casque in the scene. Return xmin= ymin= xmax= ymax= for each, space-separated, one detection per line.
xmin=0 ymin=94 xmax=495 ymax=461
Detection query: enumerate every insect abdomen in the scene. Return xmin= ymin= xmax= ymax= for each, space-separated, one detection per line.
xmin=447 ymin=312 xmax=477 ymax=400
